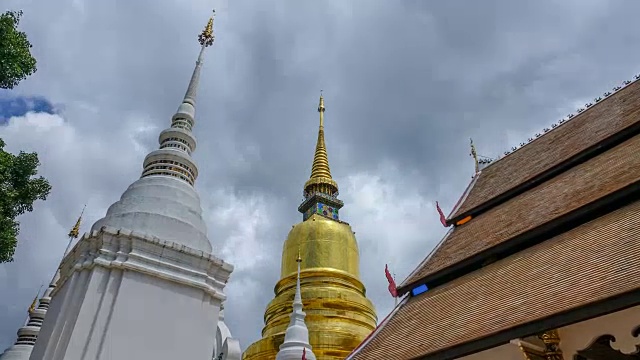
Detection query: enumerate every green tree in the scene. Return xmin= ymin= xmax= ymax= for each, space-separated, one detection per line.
xmin=0 ymin=9 xmax=48 ymax=262
xmin=0 ymin=10 xmax=37 ymax=89
xmin=0 ymin=138 xmax=51 ymax=262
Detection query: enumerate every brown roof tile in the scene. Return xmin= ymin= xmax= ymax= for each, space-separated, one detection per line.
xmin=350 ymin=200 xmax=640 ymax=360
xmin=451 ymin=79 xmax=640 ymax=219
xmin=402 ymin=133 xmax=640 ymax=288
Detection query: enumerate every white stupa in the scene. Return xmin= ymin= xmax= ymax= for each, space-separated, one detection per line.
xmin=275 ymin=252 xmax=316 ymax=360
xmin=29 ymin=12 xmax=239 ymax=360
xmin=0 ymin=210 xmax=84 ymax=360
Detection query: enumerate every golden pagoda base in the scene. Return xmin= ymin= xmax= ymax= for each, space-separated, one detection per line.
xmin=243 ymin=316 xmax=374 ymax=360
xmin=243 ymin=217 xmax=378 ymax=360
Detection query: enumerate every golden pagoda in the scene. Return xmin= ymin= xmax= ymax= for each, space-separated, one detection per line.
xmin=243 ymin=94 xmax=378 ymax=360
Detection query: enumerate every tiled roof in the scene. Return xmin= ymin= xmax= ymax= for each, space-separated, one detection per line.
xmin=401 ymin=133 xmax=640 ymax=289
xmin=450 ymin=78 xmax=640 ymax=220
xmin=349 ymin=200 xmax=640 ymax=360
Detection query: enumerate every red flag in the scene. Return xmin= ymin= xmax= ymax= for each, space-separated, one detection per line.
xmin=302 ymin=347 xmax=307 ymax=360
xmin=436 ymin=201 xmax=448 ymax=227
xmin=385 ymin=264 xmax=398 ymax=298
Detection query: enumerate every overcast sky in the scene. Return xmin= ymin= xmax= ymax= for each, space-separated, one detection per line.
xmin=2 ymin=0 xmax=640 ymax=352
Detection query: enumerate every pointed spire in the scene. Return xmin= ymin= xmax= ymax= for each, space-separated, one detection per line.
xmin=298 ymin=93 xmax=344 ymax=221
xmin=91 ymin=11 xmax=216 ymax=253
xmin=275 ymin=252 xmax=316 ymax=360
xmin=183 ymin=10 xmax=215 ymax=107
xmin=139 ymin=11 xmax=217 ymax=187
xmin=304 ymin=92 xmax=338 ymax=197
xmin=294 ymin=249 xmax=303 ymax=304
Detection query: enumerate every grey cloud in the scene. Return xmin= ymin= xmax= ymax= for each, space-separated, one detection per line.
xmin=2 ymin=0 xmax=640 ymax=353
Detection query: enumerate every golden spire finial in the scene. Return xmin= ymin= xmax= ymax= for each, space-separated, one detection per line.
xmin=304 ymin=92 xmax=338 ymax=197
xmin=470 ymin=138 xmax=479 ymax=174
xmin=296 ymin=247 xmax=302 ymax=263
xmin=198 ymin=10 xmax=216 ymax=47
xmin=68 ymin=205 xmax=86 ymax=239
xmin=28 ymin=285 xmax=43 ymax=313
xmin=28 ymin=295 xmax=38 ymax=313
xmin=318 ymin=90 xmax=325 ymax=127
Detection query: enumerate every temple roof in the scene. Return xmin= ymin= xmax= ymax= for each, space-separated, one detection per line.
xmin=448 ymin=77 xmax=640 ymax=223
xmin=349 ymin=72 xmax=640 ymax=360
xmin=399 ymin=75 xmax=640 ymax=293
xmin=400 ymin=132 xmax=640 ymax=292
xmin=349 ymin=200 xmax=640 ymax=360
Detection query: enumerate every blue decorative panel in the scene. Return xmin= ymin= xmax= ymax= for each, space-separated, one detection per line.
xmin=302 ymin=202 xmax=339 ymax=221
xmin=316 ymin=202 xmax=339 ymax=220
xmin=411 ymin=284 xmax=429 ymax=297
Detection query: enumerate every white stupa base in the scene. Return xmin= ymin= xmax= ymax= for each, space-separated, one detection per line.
xmin=30 ymin=226 xmax=233 ymax=360
xmin=276 ymin=344 xmax=316 ymax=360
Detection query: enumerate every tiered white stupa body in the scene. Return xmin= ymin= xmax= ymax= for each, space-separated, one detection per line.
xmin=29 ymin=14 xmax=238 ymax=360
xmin=275 ymin=255 xmax=317 ymax=360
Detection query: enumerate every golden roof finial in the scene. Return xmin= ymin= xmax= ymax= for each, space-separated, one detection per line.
xmin=68 ymin=205 xmax=86 ymax=239
xmin=539 ymin=330 xmax=563 ymax=359
xmin=296 ymin=247 xmax=302 ymax=263
xmin=198 ymin=10 xmax=216 ymax=47
xmin=304 ymin=92 xmax=338 ymax=196
xmin=28 ymin=295 xmax=38 ymax=313
xmin=28 ymin=285 xmax=43 ymax=313
xmin=470 ymin=138 xmax=479 ymax=174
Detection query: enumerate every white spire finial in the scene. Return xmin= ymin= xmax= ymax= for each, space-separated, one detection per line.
xmin=183 ymin=11 xmax=215 ymax=108
xmin=275 ymin=251 xmax=316 ymax=360
xmin=139 ymin=11 xmax=218 ymax=186
xmin=294 ymin=249 xmax=302 ymax=304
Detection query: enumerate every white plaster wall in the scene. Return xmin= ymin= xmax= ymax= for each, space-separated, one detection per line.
xmin=30 ymin=227 xmax=232 ymax=360
xmin=32 ymin=267 xmax=220 ymax=360
xmin=111 ymin=270 xmax=219 ymax=359
xmin=31 ymin=266 xmax=88 ymax=359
